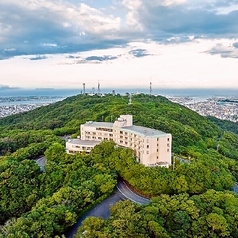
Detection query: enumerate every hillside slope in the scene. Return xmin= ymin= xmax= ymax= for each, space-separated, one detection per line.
xmin=0 ymin=93 xmax=221 ymax=153
xmin=1 ymin=93 xmax=238 ymax=237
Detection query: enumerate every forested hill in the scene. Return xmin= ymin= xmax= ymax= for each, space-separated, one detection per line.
xmin=207 ymin=116 xmax=238 ymax=135
xmin=1 ymin=93 xmax=238 ymax=237
xmin=0 ymin=93 xmax=221 ymax=152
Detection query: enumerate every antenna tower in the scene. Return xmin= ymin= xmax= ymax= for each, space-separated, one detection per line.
xmin=98 ymin=81 xmax=101 ymax=95
xmin=83 ymin=83 xmax=85 ymax=95
xmin=128 ymin=93 xmax=132 ymax=105
xmin=150 ymin=82 xmax=152 ymax=96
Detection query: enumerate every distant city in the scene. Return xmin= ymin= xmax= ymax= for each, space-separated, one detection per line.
xmin=168 ymin=96 xmax=238 ymax=122
xmin=0 ymin=96 xmax=63 ymax=118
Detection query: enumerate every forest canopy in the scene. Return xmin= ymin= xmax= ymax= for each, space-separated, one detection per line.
xmin=1 ymin=93 xmax=238 ymax=237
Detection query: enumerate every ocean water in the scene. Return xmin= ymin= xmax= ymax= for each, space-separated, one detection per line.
xmin=0 ymin=88 xmax=81 ymax=106
xmin=0 ymin=88 xmax=237 ymax=103
xmin=0 ymin=88 xmax=81 ymax=98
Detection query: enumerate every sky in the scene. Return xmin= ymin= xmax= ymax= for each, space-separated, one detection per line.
xmin=0 ymin=0 xmax=238 ymax=89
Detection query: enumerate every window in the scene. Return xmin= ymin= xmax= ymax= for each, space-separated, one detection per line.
xmin=167 ymin=149 xmax=170 ymax=152
xmin=167 ymin=143 xmax=170 ymax=147
xmin=147 ymin=145 xmax=149 ymax=149
xmin=167 ymin=138 xmax=170 ymax=141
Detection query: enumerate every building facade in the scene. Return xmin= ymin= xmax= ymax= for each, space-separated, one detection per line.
xmin=66 ymin=115 xmax=172 ymax=167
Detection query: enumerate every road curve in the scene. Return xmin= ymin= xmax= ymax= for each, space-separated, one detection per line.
xmin=65 ymin=190 xmax=122 ymax=238
xmin=116 ymin=179 xmax=150 ymax=205
xmin=65 ymin=180 xmax=150 ymax=237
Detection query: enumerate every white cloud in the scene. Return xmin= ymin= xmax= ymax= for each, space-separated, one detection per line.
xmin=1 ymin=39 xmax=238 ymax=89
xmin=74 ymin=3 xmax=121 ymax=35
xmin=207 ymin=42 xmax=238 ymax=58
xmin=1 ymin=0 xmax=122 ymax=38
xmin=159 ymin=0 xmax=187 ymax=6
xmin=121 ymin=0 xmax=143 ymax=30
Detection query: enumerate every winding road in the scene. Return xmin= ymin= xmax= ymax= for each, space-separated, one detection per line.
xmin=35 ymin=156 xmax=238 ymax=237
xmin=116 ymin=179 xmax=150 ymax=205
xmin=65 ymin=180 xmax=150 ymax=238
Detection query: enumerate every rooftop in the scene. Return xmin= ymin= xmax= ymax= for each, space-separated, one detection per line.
xmin=121 ymin=125 xmax=168 ymax=137
xmin=67 ymin=139 xmax=100 ymax=146
xmin=84 ymin=121 xmax=113 ymax=128
xmin=83 ymin=121 xmax=168 ymax=137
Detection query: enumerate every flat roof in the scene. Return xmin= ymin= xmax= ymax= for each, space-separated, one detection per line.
xmin=67 ymin=139 xmax=100 ymax=146
xmin=84 ymin=121 xmax=113 ymax=128
xmin=83 ymin=121 xmax=169 ymax=137
xmin=121 ymin=125 xmax=169 ymax=137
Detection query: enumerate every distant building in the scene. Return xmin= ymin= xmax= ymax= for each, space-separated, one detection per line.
xmin=66 ymin=115 xmax=172 ymax=167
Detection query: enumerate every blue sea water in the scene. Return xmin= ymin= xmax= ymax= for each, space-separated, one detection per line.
xmin=0 ymin=87 xmax=237 ymax=105
xmin=0 ymin=88 xmax=81 ymax=98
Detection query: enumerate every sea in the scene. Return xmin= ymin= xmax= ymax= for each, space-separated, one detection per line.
xmin=0 ymin=88 xmax=238 ymax=106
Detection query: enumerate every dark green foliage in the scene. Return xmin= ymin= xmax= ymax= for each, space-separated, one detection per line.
xmin=0 ymin=143 xmax=117 ymax=237
xmin=0 ymin=94 xmax=220 ymax=152
xmin=0 ymin=93 xmax=238 ymax=237
xmin=77 ymin=190 xmax=238 ymax=238
xmin=0 ymin=159 xmax=42 ymax=225
xmin=208 ymin=116 xmax=238 ymax=135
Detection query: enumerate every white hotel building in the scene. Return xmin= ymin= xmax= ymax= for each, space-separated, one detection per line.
xmin=66 ymin=115 xmax=172 ymax=167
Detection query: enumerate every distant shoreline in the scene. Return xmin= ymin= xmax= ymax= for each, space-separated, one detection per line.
xmin=0 ymin=88 xmax=238 ymax=98
xmin=35 ymin=88 xmax=54 ymax=90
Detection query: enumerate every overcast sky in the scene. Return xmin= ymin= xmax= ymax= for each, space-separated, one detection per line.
xmin=0 ymin=0 xmax=238 ymax=89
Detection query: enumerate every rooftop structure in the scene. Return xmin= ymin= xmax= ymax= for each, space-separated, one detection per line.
xmin=66 ymin=115 xmax=172 ymax=167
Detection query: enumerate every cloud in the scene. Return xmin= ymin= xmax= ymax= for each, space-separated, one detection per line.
xmin=129 ymin=49 xmax=150 ymax=57
xmin=0 ymin=0 xmax=124 ymax=59
xmin=138 ymin=2 xmax=238 ymax=40
xmin=207 ymin=43 xmax=238 ymax=58
xmin=0 ymin=0 xmax=238 ymax=59
xmin=85 ymin=55 xmax=118 ymax=62
xmin=29 ymin=55 xmax=48 ymax=60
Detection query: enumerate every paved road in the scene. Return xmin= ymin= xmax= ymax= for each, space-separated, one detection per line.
xmin=116 ymin=179 xmax=150 ymax=205
xmin=65 ymin=180 xmax=150 ymax=238
xmin=65 ymin=190 xmax=122 ymax=238
xmin=35 ymin=156 xmax=46 ymax=172
xmin=233 ymin=183 xmax=238 ymax=193
xmin=34 ymin=159 xmax=238 ymax=237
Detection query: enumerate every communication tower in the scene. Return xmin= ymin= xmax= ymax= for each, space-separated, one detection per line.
xmin=83 ymin=83 xmax=85 ymax=95
xmin=98 ymin=81 xmax=101 ymax=95
xmin=128 ymin=93 xmax=132 ymax=105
